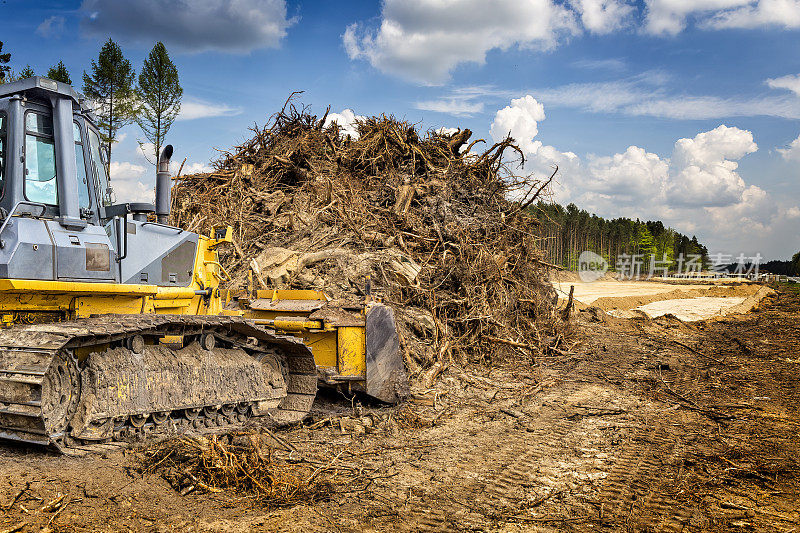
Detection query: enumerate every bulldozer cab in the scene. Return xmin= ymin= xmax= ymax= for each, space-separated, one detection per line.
xmin=0 ymin=77 xmax=199 ymax=286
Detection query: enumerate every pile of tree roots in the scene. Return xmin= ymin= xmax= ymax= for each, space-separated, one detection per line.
xmin=171 ymin=94 xmax=561 ymax=371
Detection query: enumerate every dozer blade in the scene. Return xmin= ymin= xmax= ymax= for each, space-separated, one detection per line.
xmin=366 ymin=305 xmax=408 ymax=403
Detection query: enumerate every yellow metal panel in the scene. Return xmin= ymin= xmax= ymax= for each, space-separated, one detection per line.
xmin=302 ymin=331 xmax=338 ymax=368
xmin=0 ymin=279 xmax=158 ymax=295
xmin=151 ymin=298 xmax=193 ymax=310
xmin=160 ymin=335 xmax=184 ymax=347
xmin=0 ymin=294 xmax=70 ymax=312
xmin=337 ymin=326 xmax=366 ymax=377
xmin=72 ymin=296 xmax=144 ymax=318
xmin=254 ymin=289 xmax=328 ymax=301
xmin=273 ymin=318 xmax=324 ymax=331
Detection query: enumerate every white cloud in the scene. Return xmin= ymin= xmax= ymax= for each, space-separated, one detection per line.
xmin=777 ymin=134 xmax=800 ymax=160
xmin=135 ymin=140 xmax=210 ymax=171
xmin=344 ymin=0 xmax=578 ymax=85
xmin=324 ymin=109 xmax=363 ymax=139
xmin=109 ymin=161 xmax=153 ymax=203
xmin=766 ymin=74 xmax=800 ymax=96
xmin=517 ymin=74 xmax=800 ymax=119
xmin=36 ymin=16 xmax=66 ymax=38
xmin=624 ymin=94 xmax=800 ymax=120
xmin=644 ymin=0 xmax=800 ymax=34
xmin=179 ymin=162 xmax=212 ymax=175
xmin=643 ymin=0 xmax=752 ymax=35
xmin=587 ymin=146 xmax=669 ymax=199
xmin=571 ymin=0 xmax=635 ymax=34
xmin=136 ymin=142 xmax=158 ymax=164
xmin=705 ymin=0 xmax=800 ymax=29
xmin=435 ymin=127 xmax=460 ymax=136
xmin=490 ymin=95 xmax=547 ymax=154
xmin=489 ymin=97 xmax=796 ymax=256
xmin=571 ymin=57 xmax=627 ymax=71
xmin=415 ymin=98 xmax=484 ymax=116
xmin=80 ymin=0 xmax=295 ymax=53
xmin=178 ymin=98 xmax=242 ymax=121
xmin=424 ymin=70 xmax=800 ymax=122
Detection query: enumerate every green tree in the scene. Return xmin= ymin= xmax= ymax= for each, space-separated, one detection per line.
xmin=136 ymin=42 xmax=182 ymax=165
xmin=792 ymin=251 xmax=800 ymax=276
xmin=82 ymin=39 xmax=137 ymax=175
xmin=47 ymin=61 xmax=72 ymax=84
xmin=0 ymin=41 xmax=11 ymax=82
xmin=18 ymin=65 xmax=35 ymax=78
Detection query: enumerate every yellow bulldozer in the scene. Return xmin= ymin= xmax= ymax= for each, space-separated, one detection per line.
xmin=0 ymin=77 xmax=406 ymax=452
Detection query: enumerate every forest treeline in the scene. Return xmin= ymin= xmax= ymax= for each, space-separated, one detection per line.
xmin=531 ymin=202 xmax=709 ymax=272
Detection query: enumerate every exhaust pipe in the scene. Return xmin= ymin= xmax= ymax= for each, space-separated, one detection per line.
xmin=155 ymin=144 xmax=173 ymax=224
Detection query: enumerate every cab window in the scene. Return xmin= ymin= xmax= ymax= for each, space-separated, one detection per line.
xmin=74 ymin=122 xmax=91 ymax=210
xmin=0 ymin=113 xmax=6 ymax=197
xmin=88 ymin=129 xmax=113 ymax=207
xmin=24 ymin=112 xmax=58 ymax=205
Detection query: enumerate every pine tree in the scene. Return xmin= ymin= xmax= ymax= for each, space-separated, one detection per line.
xmin=136 ymin=42 xmax=182 ymax=165
xmin=0 ymin=42 xmax=11 ymax=83
xmin=18 ymin=65 xmax=35 ymax=78
xmin=82 ymin=39 xmax=137 ymax=175
xmin=47 ymin=61 xmax=72 ymax=84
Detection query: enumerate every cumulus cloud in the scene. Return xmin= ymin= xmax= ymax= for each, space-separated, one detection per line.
xmin=344 ymin=0 xmax=578 ymax=85
xmin=80 ymin=0 xmax=295 ymax=53
xmin=570 ymin=0 xmax=635 ymax=34
xmin=36 ymin=16 xmax=66 ymax=38
xmin=666 ymin=125 xmax=757 ymax=209
xmin=586 ymin=146 xmax=669 ymax=200
xmin=178 ymin=98 xmax=243 ymax=121
xmin=490 ymin=95 xmax=547 ymax=154
xmin=488 ymin=96 xmax=792 ymax=254
xmin=344 ymin=0 xmax=800 ymax=82
xmin=324 ymin=109 xmax=363 ymax=139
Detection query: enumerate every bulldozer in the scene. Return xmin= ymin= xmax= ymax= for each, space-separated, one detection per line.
xmin=0 ymin=77 xmax=406 ymax=452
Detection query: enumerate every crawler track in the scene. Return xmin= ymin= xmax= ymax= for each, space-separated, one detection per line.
xmin=0 ymin=314 xmax=317 ymax=452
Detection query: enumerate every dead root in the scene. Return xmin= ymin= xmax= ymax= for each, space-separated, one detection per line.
xmin=170 ymin=94 xmax=564 ymax=370
xmin=137 ymin=433 xmax=334 ymax=506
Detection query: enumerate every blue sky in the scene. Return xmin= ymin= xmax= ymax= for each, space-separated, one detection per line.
xmin=2 ymin=0 xmax=799 ymax=259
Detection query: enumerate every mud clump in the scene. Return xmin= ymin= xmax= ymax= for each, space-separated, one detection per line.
xmin=171 ymin=94 xmax=562 ymax=370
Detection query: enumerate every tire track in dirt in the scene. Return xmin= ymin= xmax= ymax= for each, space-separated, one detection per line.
xmin=404 ymin=417 xmax=578 ymax=532
xmin=402 ymin=383 xmax=598 ymax=531
xmin=597 ymin=425 xmax=692 ymax=532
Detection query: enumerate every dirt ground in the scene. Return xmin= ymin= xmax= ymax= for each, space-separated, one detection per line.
xmin=553 ymin=280 xmax=766 ymax=322
xmin=551 ymin=279 xmax=715 ymax=304
xmin=1 ymin=285 xmax=798 ymax=532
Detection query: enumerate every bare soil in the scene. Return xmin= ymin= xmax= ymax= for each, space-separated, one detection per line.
xmin=1 ymin=285 xmax=798 ymax=532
